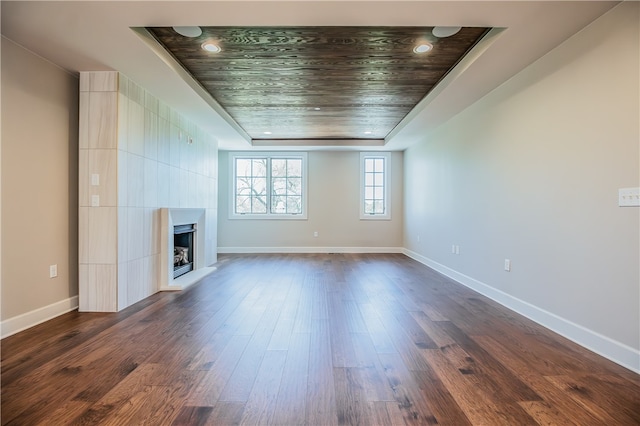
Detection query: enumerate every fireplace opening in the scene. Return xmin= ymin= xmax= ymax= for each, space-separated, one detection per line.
xmin=174 ymin=224 xmax=195 ymax=279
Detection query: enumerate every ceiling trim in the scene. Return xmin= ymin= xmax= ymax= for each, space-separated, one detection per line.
xmin=385 ymin=26 xmax=505 ymax=145
xmin=252 ymin=139 xmax=385 ymax=148
xmin=131 ymin=26 xmax=252 ymax=145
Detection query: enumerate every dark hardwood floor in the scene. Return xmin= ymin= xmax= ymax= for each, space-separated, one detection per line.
xmin=2 ymin=253 xmax=638 ymax=425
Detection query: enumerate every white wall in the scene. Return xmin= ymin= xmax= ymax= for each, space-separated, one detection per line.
xmin=218 ymin=150 xmax=403 ymax=251
xmin=1 ymin=38 xmax=79 ymax=333
xmin=404 ymin=2 xmax=639 ymax=371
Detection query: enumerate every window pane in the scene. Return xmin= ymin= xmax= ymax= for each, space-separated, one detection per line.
xmin=365 ymin=158 xmax=374 ymax=172
xmin=288 ymin=177 xmax=302 ymax=196
xmin=374 ymin=187 xmax=384 ymax=199
xmin=374 ymin=173 xmax=384 ymax=186
xmin=253 ymin=159 xmax=267 ymax=177
xmin=252 ymin=178 xmax=267 ymax=195
xmin=364 ymin=200 xmax=374 ymax=214
xmin=236 ymin=178 xmax=251 ymax=195
xmin=287 ymin=159 xmax=302 ymax=177
xmin=236 ymin=196 xmax=250 ymax=213
xmin=271 ymin=196 xmax=286 ymax=213
xmin=236 ymin=159 xmax=252 ymax=176
xmin=272 ymin=178 xmax=286 ymax=195
xmin=374 ymin=200 xmax=384 ymax=213
xmin=272 ymin=159 xmax=287 ymax=177
xmin=365 ymin=174 xmax=374 ymax=186
xmin=252 ymin=196 xmax=267 ymax=213
xmin=374 ymin=158 xmax=384 ymax=172
xmin=365 ymin=187 xmax=374 ymax=199
xmin=287 ymin=196 xmax=302 ymax=213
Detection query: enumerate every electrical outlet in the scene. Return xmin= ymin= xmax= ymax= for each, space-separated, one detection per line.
xmin=619 ymin=187 xmax=640 ymax=207
xmin=49 ymin=264 xmax=58 ymax=278
xmin=313 ymin=231 xmax=318 ymax=237
xmin=455 ymin=245 xmax=460 ymax=255
xmin=504 ymin=259 xmax=511 ymax=272
xmin=451 ymin=245 xmax=456 ymax=254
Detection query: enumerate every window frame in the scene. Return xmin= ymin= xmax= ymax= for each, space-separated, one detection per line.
xmin=229 ymin=151 xmax=308 ymax=220
xmin=360 ymin=152 xmax=391 ymax=220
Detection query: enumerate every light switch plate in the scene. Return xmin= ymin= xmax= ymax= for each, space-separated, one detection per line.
xmin=91 ymin=173 xmax=100 ymax=186
xmin=91 ymin=195 xmax=100 ymax=207
xmin=618 ymin=187 xmax=640 ymax=207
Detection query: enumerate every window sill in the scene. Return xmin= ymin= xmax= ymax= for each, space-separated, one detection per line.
xmin=360 ymin=215 xmax=391 ymax=221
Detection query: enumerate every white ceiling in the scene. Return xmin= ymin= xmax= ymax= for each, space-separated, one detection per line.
xmin=1 ymin=1 xmax=619 ymax=151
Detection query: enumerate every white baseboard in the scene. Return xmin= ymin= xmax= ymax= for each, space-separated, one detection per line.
xmin=1 ymin=295 xmax=79 ymax=339
xmin=402 ymin=249 xmax=640 ymax=374
xmin=218 ymin=246 xmax=404 ymax=254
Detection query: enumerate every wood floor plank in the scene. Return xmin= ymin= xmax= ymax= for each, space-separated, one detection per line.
xmin=306 ymin=319 xmax=338 ymax=426
xmin=267 ymin=280 xmax=302 ymax=350
xmin=203 ymin=401 xmax=245 ymax=426
xmin=328 ymin=291 xmax=360 ymax=368
xmin=184 ymin=334 xmax=251 ymax=406
xmin=271 ymin=333 xmax=311 ymax=425
xmin=423 ymin=349 xmax=537 ymax=425
xmin=171 ymin=406 xmax=214 ymax=426
xmin=377 ymin=352 xmax=440 ymax=425
xmin=350 ymin=332 xmax=396 ymax=402
xmin=292 ymin=274 xmax=316 ymax=333
xmin=376 ymin=304 xmax=437 ymax=373
xmin=34 ymin=400 xmax=92 ymax=426
xmin=517 ymin=401 xmax=579 ymax=426
xmin=2 ymin=253 xmax=638 ymax=426
xmin=333 ymin=367 xmax=376 ymax=426
xmin=544 ymin=374 xmax=639 ymax=424
xmin=473 ymin=334 xmax=609 ymax=425
xmin=411 ymin=369 xmax=473 ymax=425
xmin=217 ymin=302 xmax=281 ymax=402
xmin=410 ymin=311 xmax=457 ymax=348
xmin=357 ymin=303 xmax=397 ymax=354
xmin=370 ymin=400 xmax=408 ymax=426
xmin=238 ymin=350 xmax=287 ymax=425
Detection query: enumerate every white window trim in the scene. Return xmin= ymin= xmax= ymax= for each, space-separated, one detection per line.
xmin=229 ymin=151 xmax=308 ymax=220
xmin=360 ymin=152 xmax=391 ymax=220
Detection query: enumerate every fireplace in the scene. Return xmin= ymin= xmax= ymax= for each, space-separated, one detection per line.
xmin=173 ymin=224 xmax=195 ymax=279
xmin=160 ymin=208 xmax=216 ymax=291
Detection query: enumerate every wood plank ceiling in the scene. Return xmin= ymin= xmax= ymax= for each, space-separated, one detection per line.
xmin=147 ymin=26 xmax=489 ymax=143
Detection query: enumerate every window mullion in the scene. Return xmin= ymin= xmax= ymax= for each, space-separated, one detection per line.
xmin=267 ymin=158 xmax=272 ymax=214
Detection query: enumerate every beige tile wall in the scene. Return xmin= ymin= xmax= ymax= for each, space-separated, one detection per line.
xmin=79 ymin=71 xmax=218 ymax=312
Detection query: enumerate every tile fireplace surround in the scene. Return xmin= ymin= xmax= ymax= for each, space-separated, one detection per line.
xmin=79 ymin=71 xmax=218 ymax=312
xmin=160 ymin=208 xmax=216 ymax=291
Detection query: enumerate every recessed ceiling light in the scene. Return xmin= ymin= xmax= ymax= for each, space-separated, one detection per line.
xmin=364 ymin=131 xmax=373 ymax=135
xmin=263 ymin=131 xmax=272 ymax=135
xmin=314 ymin=107 xmax=321 ymax=111
xmin=432 ymin=26 xmax=462 ymax=38
xmin=201 ymin=40 xmax=221 ymax=53
xmin=172 ymin=26 xmax=202 ymax=38
xmin=413 ymin=43 xmax=433 ymax=54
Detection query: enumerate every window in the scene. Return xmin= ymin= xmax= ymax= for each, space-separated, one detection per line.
xmin=360 ymin=152 xmax=390 ymax=220
xmin=231 ymin=152 xmax=307 ymax=219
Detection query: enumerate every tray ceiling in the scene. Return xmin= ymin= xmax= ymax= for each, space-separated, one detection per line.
xmin=147 ymin=26 xmax=489 ymax=144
